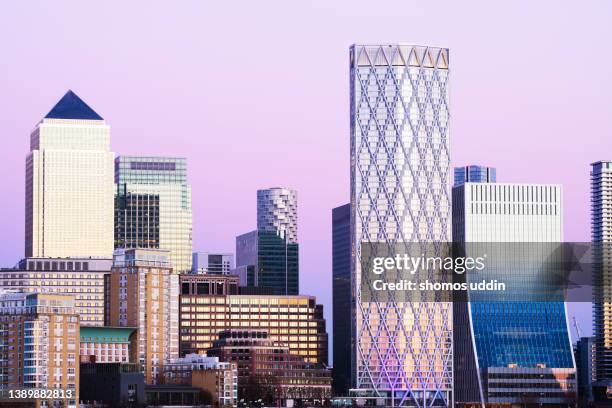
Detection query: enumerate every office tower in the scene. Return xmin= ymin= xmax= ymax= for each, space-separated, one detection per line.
xmin=79 ymin=326 xmax=137 ymax=363
xmin=575 ymin=336 xmax=595 ymax=405
xmin=257 ymin=187 xmax=298 ymax=244
xmin=108 ymin=249 xmax=179 ymax=384
xmin=0 ymin=257 xmax=110 ymax=326
xmin=350 ymin=44 xmax=452 ymax=406
xmin=115 ymin=156 xmax=193 ymax=273
xmin=454 ymin=165 xmax=496 ymax=186
xmin=192 ymin=252 xmax=234 ymax=274
xmin=332 ymin=203 xmax=351 ymax=395
xmin=592 ymin=161 xmax=612 ymax=388
xmin=208 ymin=330 xmax=332 ymax=403
xmin=26 ymin=90 xmax=114 ymax=258
xmin=453 ymin=182 xmax=576 ymax=405
xmin=235 ymin=230 xmax=299 ymax=295
xmin=178 ymin=274 xmax=328 ymax=365
xmin=0 ymin=292 xmax=80 ymax=407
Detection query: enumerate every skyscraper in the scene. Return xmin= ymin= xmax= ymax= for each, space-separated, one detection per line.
xmin=452 ymin=181 xmax=576 ymax=405
xmin=25 ymin=90 xmax=115 ymax=258
xmin=332 ymin=203 xmax=351 ymax=395
xmin=591 ymin=161 xmax=612 ymax=389
xmin=350 ymin=44 xmax=452 ymax=407
xmin=115 ymin=156 xmax=193 ymax=273
xmin=108 ymin=249 xmax=179 ymax=384
xmin=257 ymin=188 xmax=298 ymax=244
xmin=454 ymin=165 xmax=496 ymax=186
xmin=235 ymin=230 xmax=299 ymax=295
xmin=235 ymin=187 xmax=299 ymax=295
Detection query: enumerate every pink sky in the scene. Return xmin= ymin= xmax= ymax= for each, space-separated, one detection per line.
xmin=1 ymin=0 xmax=610 ymax=339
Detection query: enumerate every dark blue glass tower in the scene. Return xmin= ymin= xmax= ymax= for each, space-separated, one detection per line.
xmin=332 ymin=203 xmax=351 ymax=395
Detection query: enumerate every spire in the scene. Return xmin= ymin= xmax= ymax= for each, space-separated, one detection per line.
xmin=44 ymin=90 xmax=103 ymax=120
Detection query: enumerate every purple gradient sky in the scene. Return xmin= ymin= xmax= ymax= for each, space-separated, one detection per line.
xmin=1 ymin=1 xmax=610 ymax=341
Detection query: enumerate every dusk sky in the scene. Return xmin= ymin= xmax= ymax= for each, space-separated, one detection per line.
xmin=1 ymin=0 xmax=611 ymax=340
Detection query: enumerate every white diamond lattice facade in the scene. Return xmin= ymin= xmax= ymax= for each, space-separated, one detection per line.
xmin=350 ymin=44 xmax=452 ymax=407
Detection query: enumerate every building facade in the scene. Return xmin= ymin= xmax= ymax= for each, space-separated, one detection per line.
xmin=350 ymin=44 xmax=452 ymax=407
xmin=163 ymin=354 xmax=238 ymax=407
xmin=80 ymin=362 xmax=145 ymax=407
xmin=108 ymin=249 xmax=179 ymax=384
xmin=26 ymin=90 xmax=115 ymax=259
xmin=591 ymin=161 xmax=612 ymax=387
xmin=575 ymin=336 xmax=595 ymax=405
xmin=0 ymin=257 xmax=110 ymax=326
xmin=454 ymin=165 xmax=496 ymax=186
xmin=192 ymin=252 xmax=234 ymax=274
xmin=179 ymin=274 xmax=327 ymax=365
xmin=332 ymin=203 xmax=351 ymax=395
xmin=235 ymin=230 xmax=298 ymax=295
xmin=115 ymin=156 xmax=193 ymax=273
xmin=207 ymin=330 xmax=331 ymax=403
xmin=257 ymin=187 xmax=298 ymax=244
xmin=452 ymin=181 xmax=577 ymax=406
xmin=0 ymin=292 xmax=80 ymax=407
xmin=80 ymin=326 xmax=137 ymax=363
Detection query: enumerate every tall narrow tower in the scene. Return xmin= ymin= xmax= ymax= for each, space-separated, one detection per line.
xmin=25 ymin=90 xmax=114 ymax=258
xmin=257 ymin=187 xmax=298 ymax=244
xmin=592 ymin=161 xmax=612 ymax=384
xmin=350 ymin=44 xmax=452 ymax=407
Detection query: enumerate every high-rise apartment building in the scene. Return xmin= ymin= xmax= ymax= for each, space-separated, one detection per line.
xmin=108 ymin=249 xmax=179 ymax=384
xmin=454 ymin=165 xmax=496 ymax=186
xmin=178 ymin=274 xmax=327 ymax=365
xmin=115 ymin=156 xmax=193 ymax=273
xmin=0 ymin=257 xmax=110 ymax=326
xmin=25 ymin=90 xmax=114 ymax=258
xmin=0 ymin=292 xmax=80 ymax=407
xmin=257 ymin=188 xmax=298 ymax=244
xmin=235 ymin=230 xmax=298 ymax=295
xmin=591 ymin=161 xmax=612 ymax=388
xmin=350 ymin=44 xmax=452 ymax=407
xmin=452 ymin=181 xmax=576 ymax=406
xmin=331 ymin=203 xmax=351 ymax=395
xmin=192 ymin=252 xmax=234 ymax=274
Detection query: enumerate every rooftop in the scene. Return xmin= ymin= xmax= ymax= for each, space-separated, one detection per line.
xmin=44 ymin=90 xmax=103 ymax=121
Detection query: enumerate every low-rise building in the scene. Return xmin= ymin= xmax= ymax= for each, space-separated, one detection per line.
xmin=208 ymin=330 xmax=331 ymax=404
xmin=79 ymin=326 xmax=137 ymax=363
xmin=164 ymin=354 xmax=237 ymax=407
xmin=80 ymin=362 xmax=145 ymax=407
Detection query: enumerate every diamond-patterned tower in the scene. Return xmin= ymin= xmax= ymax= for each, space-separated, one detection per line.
xmin=350 ymin=44 xmax=452 ymax=407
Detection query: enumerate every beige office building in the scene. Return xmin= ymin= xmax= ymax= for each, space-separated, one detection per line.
xmin=0 ymin=257 xmax=110 ymax=326
xmin=108 ymin=248 xmax=179 ymax=384
xmin=25 ymin=90 xmax=114 ymax=258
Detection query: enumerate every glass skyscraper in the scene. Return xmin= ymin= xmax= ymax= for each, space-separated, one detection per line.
xmin=332 ymin=203 xmax=351 ymax=395
xmin=115 ymin=156 xmax=193 ymax=273
xmin=350 ymin=44 xmax=452 ymax=407
xmin=452 ymin=181 xmax=576 ymax=405
xmin=235 ymin=230 xmax=298 ymax=295
xmin=454 ymin=165 xmax=496 ymax=186
xmin=235 ymin=187 xmax=299 ymax=295
xmin=25 ymin=90 xmax=115 ymax=258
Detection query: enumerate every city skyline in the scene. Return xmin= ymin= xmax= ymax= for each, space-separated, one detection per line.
xmin=1 ymin=0 xmax=611 ymax=347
